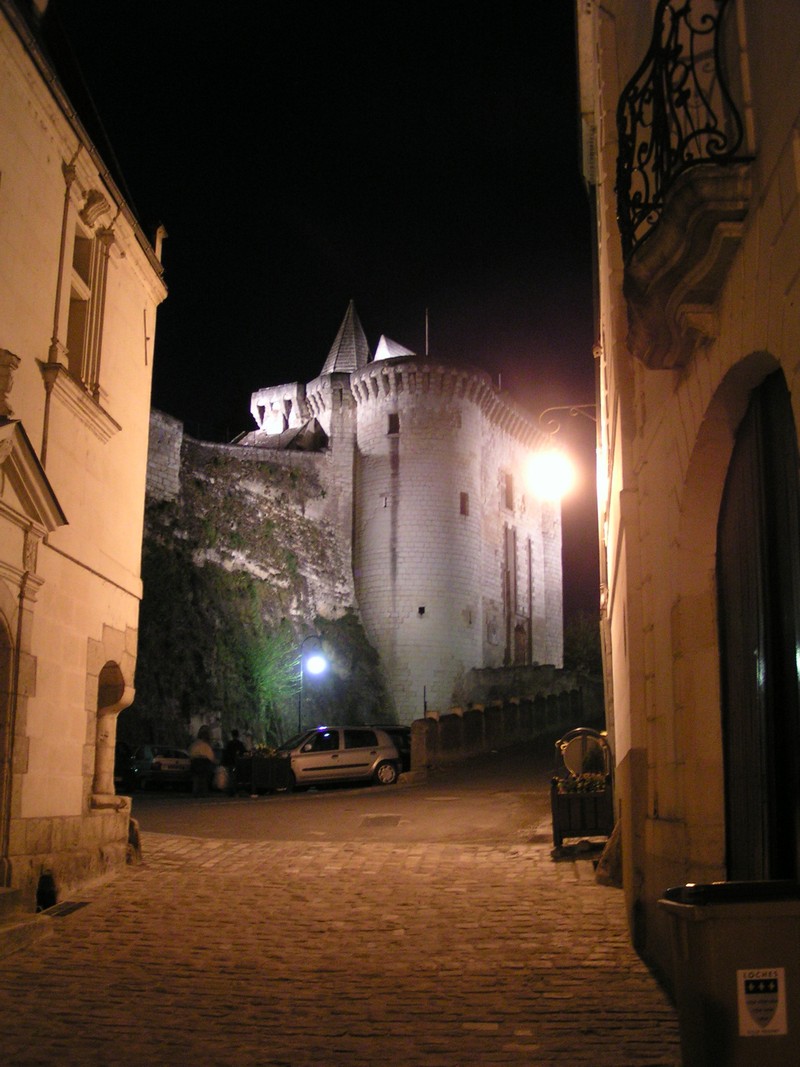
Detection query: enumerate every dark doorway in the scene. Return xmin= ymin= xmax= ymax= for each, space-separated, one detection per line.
xmin=717 ymin=370 xmax=800 ymax=880
xmin=0 ymin=616 xmax=12 ymax=885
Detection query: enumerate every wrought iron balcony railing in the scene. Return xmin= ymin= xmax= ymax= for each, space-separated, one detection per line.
xmin=616 ymin=0 xmax=751 ymax=260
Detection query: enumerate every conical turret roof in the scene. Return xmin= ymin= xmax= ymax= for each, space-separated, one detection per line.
xmin=374 ymin=335 xmax=415 ymax=361
xmin=320 ymin=301 xmax=370 ymax=375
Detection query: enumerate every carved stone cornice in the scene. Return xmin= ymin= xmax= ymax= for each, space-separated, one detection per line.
xmin=623 ymin=161 xmax=752 ymax=369
xmin=38 ymin=361 xmax=121 ymax=442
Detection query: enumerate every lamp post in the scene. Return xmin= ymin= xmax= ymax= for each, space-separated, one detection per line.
xmin=297 ymin=634 xmax=327 ymax=732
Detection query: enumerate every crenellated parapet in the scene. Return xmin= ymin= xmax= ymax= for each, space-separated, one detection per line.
xmin=350 ymin=356 xmax=547 ymax=449
xmin=305 ymin=372 xmax=356 ymax=417
xmin=250 ymin=382 xmax=309 ymax=433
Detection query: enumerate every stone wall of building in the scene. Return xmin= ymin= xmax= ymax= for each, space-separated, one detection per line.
xmin=145 ymin=417 xmax=358 ymax=622
xmin=0 ymin=3 xmax=166 ymax=909
xmin=578 ymin=0 xmax=800 ymax=982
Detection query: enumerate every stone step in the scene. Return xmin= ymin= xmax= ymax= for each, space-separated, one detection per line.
xmin=0 ymin=887 xmax=53 ymax=961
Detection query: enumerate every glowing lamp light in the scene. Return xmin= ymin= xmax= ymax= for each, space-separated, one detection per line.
xmin=298 ymin=635 xmax=328 ymax=730
xmin=528 ymin=449 xmax=576 ymax=501
xmin=305 ymin=652 xmax=327 ymax=676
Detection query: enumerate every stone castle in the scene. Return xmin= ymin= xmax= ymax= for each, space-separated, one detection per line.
xmin=149 ymin=304 xmax=564 ymax=724
xmin=236 ymin=302 xmax=563 ymax=720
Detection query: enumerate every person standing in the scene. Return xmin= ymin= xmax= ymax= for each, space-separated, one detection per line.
xmin=221 ymin=729 xmax=246 ymax=795
xmin=188 ymin=726 xmax=216 ymax=797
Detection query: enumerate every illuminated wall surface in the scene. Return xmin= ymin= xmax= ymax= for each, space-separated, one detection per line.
xmin=0 ymin=4 xmax=166 ymax=902
xmin=578 ymin=0 xmax=800 ymax=988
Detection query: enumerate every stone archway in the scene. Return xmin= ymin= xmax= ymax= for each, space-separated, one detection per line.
xmin=717 ymin=370 xmax=800 ymax=879
xmin=672 ymin=351 xmax=781 ymax=877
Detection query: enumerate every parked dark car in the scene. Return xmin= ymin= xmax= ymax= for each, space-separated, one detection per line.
xmin=125 ymin=745 xmax=192 ymax=791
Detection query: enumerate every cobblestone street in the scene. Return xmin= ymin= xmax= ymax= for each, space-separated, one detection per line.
xmin=1 ymin=828 xmax=680 ymax=1065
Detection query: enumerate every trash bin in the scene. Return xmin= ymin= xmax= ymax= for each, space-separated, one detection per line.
xmin=658 ymin=880 xmax=800 ymax=1066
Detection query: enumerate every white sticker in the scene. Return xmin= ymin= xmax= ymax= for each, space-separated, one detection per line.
xmin=737 ymin=968 xmax=788 ymax=1036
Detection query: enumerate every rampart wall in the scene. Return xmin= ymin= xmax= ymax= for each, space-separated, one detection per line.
xmin=410 ymin=670 xmax=604 ymax=773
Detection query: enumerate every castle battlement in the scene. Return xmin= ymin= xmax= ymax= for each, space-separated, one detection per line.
xmin=351 ymin=357 xmax=548 ymax=449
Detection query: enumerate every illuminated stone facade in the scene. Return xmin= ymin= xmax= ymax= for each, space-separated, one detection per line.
xmin=577 ymin=0 xmax=800 ymax=982
xmin=241 ymin=302 xmax=564 ymax=721
xmin=0 ymin=1 xmax=166 ymax=906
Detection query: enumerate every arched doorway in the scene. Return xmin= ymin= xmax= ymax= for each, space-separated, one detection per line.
xmin=717 ymin=370 xmax=800 ymax=880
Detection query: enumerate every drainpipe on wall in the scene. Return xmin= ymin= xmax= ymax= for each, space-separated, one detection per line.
xmin=41 ymin=151 xmax=80 ymax=469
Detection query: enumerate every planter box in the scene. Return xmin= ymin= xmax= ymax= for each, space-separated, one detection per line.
xmin=551 ymin=779 xmax=614 ymax=847
xmin=234 ymin=754 xmax=292 ymax=794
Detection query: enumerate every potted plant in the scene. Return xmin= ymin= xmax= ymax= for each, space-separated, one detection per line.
xmin=234 ymin=745 xmax=293 ymax=794
xmin=550 ymin=728 xmax=614 ymax=848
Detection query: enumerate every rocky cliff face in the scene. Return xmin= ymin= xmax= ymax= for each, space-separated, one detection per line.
xmin=126 ymin=421 xmax=392 ymax=748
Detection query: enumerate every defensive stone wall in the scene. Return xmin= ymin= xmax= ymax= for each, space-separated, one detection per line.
xmin=410 ymin=670 xmax=604 ymax=773
xmin=146 ymin=410 xmax=183 ymax=501
xmin=143 ymin=405 xmax=360 ymax=621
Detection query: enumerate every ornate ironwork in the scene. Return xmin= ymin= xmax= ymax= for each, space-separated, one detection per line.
xmin=538 ymin=404 xmax=596 ymax=435
xmin=616 ymin=0 xmax=750 ymax=260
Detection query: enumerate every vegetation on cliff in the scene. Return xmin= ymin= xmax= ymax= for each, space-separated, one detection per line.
xmin=124 ymin=442 xmax=392 ymax=747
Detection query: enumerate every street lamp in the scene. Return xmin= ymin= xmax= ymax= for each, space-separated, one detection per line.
xmin=527 ymin=403 xmax=597 ymax=501
xmin=297 ymin=634 xmax=327 ymax=731
xmin=527 ymin=448 xmax=576 ymax=501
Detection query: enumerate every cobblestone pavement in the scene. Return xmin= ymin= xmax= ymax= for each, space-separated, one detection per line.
xmin=0 ymin=830 xmax=681 ymax=1066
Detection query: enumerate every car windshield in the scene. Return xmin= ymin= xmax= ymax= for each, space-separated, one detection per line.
xmin=277 ymin=731 xmax=315 ymax=752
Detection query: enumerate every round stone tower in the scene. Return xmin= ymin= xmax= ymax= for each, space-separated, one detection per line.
xmin=351 ymin=353 xmax=559 ymax=721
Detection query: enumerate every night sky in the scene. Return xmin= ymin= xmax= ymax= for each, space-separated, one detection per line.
xmin=48 ymin=0 xmax=599 ymax=622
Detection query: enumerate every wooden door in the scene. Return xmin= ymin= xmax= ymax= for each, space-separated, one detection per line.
xmin=717 ymin=371 xmax=800 ymax=880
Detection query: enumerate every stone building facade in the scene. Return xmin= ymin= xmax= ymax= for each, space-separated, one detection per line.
xmin=577 ymin=0 xmax=800 ymax=981
xmin=239 ymin=302 xmax=563 ymax=721
xmin=0 ymin=1 xmax=166 ymax=906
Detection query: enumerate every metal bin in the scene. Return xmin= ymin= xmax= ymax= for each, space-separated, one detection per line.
xmin=659 ymin=880 xmax=800 ymax=1066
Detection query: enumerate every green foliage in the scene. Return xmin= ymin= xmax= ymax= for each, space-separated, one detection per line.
xmin=128 ymin=502 xmax=297 ymax=744
xmin=252 ymin=621 xmax=301 ymax=737
xmin=554 ymin=772 xmax=607 ymax=794
xmin=127 ymin=470 xmax=393 ymax=747
xmin=299 ymin=612 xmax=393 ymax=727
